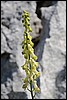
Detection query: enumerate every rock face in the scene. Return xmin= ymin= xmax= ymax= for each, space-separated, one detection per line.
xmin=35 ymin=1 xmax=66 ymax=99
xmin=1 ymin=1 xmax=66 ymax=99
xmin=1 ymin=1 xmax=42 ymax=99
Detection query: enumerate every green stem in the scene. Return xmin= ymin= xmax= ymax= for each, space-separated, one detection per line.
xmin=30 ymin=80 xmax=34 ymax=99
xmin=29 ymin=55 xmax=34 ymax=99
xmin=25 ymin=23 xmax=34 ymax=99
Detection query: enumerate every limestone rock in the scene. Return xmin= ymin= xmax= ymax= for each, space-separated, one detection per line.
xmin=35 ymin=1 xmax=66 ymax=99
xmin=1 ymin=1 xmax=66 ymax=99
xmin=1 ymin=1 xmax=42 ymax=99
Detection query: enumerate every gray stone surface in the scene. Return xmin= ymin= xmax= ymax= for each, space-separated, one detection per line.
xmin=35 ymin=1 xmax=66 ymax=99
xmin=1 ymin=1 xmax=66 ymax=99
xmin=1 ymin=1 xmax=42 ymax=99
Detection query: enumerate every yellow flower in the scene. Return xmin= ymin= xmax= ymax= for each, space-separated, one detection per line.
xmin=27 ymin=33 xmax=32 ymax=40
xmin=21 ymin=63 xmax=28 ymax=70
xmin=35 ymin=71 xmax=40 ymax=78
xmin=24 ymin=77 xmax=28 ymax=83
xmin=22 ymin=83 xmax=28 ymax=89
xmin=27 ymin=17 xmax=30 ymax=21
xmin=31 ymin=65 xmax=36 ymax=72
xmin=28 ymin=44 xmax=34 ymax=54
xmin=30 ymin=76 xmax=33 ymax=81
xmin=21 ymin=10 xmax=40 ymax=97
xmin=27 ymin=39 xmax=34 ymax=47
xmin=33 ymin=81 xmax=40 ymax=92
xmin=34 ymin=86 xmax=40 ymax=92
xmin=32 ymin=53 xmax=38 ymax=60
xmin=30 ymin=58 xmax=38 ymax=67
xmin=25 ymin=69 xmax=30 ymax=75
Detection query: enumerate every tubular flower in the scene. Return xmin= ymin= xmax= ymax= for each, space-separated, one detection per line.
xmin=21 ymin=10 xmax=40 ymax=99
xmin=33 ymin=81 xmax=40 ymax=92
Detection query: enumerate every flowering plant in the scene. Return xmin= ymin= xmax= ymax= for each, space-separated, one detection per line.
xmin=21 ymin=10 xmax=40 ymax=99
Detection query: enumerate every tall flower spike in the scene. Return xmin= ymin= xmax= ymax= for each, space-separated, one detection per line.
xmin=21 ymin=10 xmax=40 ymax=99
